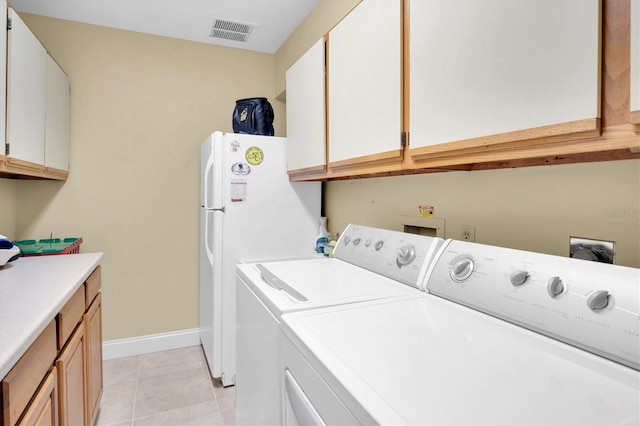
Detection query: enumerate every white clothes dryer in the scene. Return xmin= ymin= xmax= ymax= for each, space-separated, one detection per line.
xmin=281 ymin=239 xmax=640 ymax=425
xmin=235 ymin=224 xmax=444 ymax=425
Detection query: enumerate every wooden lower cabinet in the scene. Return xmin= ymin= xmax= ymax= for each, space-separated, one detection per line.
xmin=1 ymin=266 xmax=103 ymax=425
xmin=84 ymin=293 xmax=103 ymax=425
xmin=1 ymin=321 xmax=57 ymax=426
xmin=18 ymin=368 xmax=58 ymax=426
xmin=56 ymin=323 xmax=88 ymax=426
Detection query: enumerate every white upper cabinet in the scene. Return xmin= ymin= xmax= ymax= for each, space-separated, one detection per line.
xmin=286 ymin=38 xmax=326 ymax=174
xmin=408 ymin=0 xmax=601 ymax=151
xmin=631 ymin=0 xmax=639 ymax=122
xmin=6 ymin=7 xmax=47 ymax=165
xmin=45 ymin=55 xmax=70 ymax=171
xmin=2 ymin=7 xmax=70 ymax=179
xmin=327 ymin=0 xmax=402 ymax=166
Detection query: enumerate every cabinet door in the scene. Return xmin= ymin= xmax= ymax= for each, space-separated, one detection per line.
xmin=1 ymin=321 xmax=57 ymax=426
xmin=286 ymin=38 xmax=326 ymax=177
xmin=45 ymin=55 xmax=70 ymax=171
xmin=84 ymin=293 xmax=103 ymax=425
xmin=408 ymin=0 xmax=601 ymax=155
xmin=6 ymin=8 xmax=47 ymax=165
xmin=56 ymin=323 xmax=88 ymax=426
xmin=631 ymin=0 xmax=640 ymax=123
xmin=17 ymin=369 xmax=58 ymax=426
xmin=327 ymin=0 xmax=402 ymax=167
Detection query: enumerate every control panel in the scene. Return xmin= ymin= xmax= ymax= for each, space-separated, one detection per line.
xmin=426 ymin=240 xmax=640 ymax=370
xmin=333 ymin=224 xmax=443 ymax=288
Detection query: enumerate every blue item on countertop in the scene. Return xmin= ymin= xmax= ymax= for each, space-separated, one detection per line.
xmin=0 ymin=237 xmax=21 ymax=266
xmin=0 ymin=238 xmax=14 ymax=249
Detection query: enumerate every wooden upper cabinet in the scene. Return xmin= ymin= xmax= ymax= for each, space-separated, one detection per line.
xmin=286 ymin=38 xmax=326 ymax=178
xmin=6 ymin=7 xmax=47 ymax=166
xmin=407 ymin=0 xmax=601 ymax=161
xmin=631 ymin=0 xmax=640 ymax=123
xmin=327 ymin=0 xmax=403 ymax=171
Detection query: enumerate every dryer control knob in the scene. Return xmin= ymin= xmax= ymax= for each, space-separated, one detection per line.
xmin=374 ymin=240 xmax=384 ymax=251
xmin=396 ymin=245 xmax=416 ymax=268
xmin=450 ymin=256 xmax=474 ymax=282
xmin=510 ymin=270 xmax=530 ymax=287
xmin=587 ymin=290 xmax=610 ymax=311
xmin=546 ymin=276 xmax=564 ymax=298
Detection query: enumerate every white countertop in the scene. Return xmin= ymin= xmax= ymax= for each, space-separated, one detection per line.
xmin=0 ymin=253 xmax=104 ymax=380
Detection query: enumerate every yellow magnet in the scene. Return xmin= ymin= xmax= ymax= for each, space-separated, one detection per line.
xmin=245 ymin=146 xmax=264 ymax=165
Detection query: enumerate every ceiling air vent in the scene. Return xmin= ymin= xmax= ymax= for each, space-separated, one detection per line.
xmin=209 ymin=17 xmax=256 ymax=42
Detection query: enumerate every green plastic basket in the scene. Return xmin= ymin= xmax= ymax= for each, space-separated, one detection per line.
xmin=14 ymin=237 xmax=83 ymax=256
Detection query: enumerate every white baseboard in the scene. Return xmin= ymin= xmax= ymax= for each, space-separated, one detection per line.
xmin=102 ymin=328 xmax=201 ymax=360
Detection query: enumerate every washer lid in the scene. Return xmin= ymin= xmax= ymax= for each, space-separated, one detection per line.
xmin=236 ymin=257 xmax=418 ymax=317
xmin=282 ymin=295 xmax=640 ymax=425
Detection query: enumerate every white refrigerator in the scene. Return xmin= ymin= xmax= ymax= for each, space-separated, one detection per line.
xmin=199 ymin=131 xmax=321 ymax=387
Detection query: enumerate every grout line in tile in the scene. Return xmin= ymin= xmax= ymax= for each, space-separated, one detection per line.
xmin=132 ymin=400 xmax=221 ymax=424
xmin=131 ymin=358 xmax=140 ymax=423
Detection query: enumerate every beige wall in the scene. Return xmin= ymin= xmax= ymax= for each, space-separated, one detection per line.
xmin=0 ymin=179 xmax=16 ymax=238
xmin=6 ymin=14 xmax=278 ymax=341
xmin=325 ymin=159 xmax=640 ymax=268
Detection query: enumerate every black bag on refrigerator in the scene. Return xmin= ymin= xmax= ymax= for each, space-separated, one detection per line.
xmin=232 ymin=97 xmax=275 ymax=136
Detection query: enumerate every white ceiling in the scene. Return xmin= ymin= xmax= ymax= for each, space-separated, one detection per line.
xmin=8 ymin=0 xmax=319 ymax=54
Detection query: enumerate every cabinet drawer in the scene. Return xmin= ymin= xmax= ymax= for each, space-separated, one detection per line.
xmin=85 ymin=265 xmax=101 ymax=308
xmin=57 ymin=285 xmax=85 ymax=350
xmin=1 ymin=320 xmax=57 ymax=426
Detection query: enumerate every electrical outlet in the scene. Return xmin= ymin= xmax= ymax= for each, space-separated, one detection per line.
xmin=459 ymin=225 xmax=476 ymax=242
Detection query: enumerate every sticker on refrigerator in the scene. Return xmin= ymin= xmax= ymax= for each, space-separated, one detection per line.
xmin=231 ymin=162 xmax=251 ymax=176
xmin=230 ymin=179 xmax=247 ymax=203
xmin=245 ymin=146 xmax=264 ymax=165
xmin=230 ymin=140 xmax=240 ymax=152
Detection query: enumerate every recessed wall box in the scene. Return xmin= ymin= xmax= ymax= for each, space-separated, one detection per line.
xmin=399 ymin=215 xmax=445 ymax=238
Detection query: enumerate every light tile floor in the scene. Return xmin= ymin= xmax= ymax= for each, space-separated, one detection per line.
xmin=96 ymin=345 xmax=235 ymax=426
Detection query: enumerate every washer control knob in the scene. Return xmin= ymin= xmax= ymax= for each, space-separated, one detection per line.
xmin=343 ymin=236 xmax=351 ymax=245
xmin=353 ymin=238 xmax=361 ymax=246
xmin=510 ymin=270 xmax=530 ymax=287
xmin=450 ymin=256 xmax=474 ymax=282
xmin=396 ymin=245 xmax=416 ymax=268
xmin=364 ymin=239 xmax=372 ymax=247
xmin=546 ymin=276 xmax=564 ymax=298
xmin=374 ymin=240 xmax=384 ymax=251
xmin=587 ymin=290 xmax=611 ymax=311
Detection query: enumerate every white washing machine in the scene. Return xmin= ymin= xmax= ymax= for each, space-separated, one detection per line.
xmin=281 ymin=239 xmax=640 ymax=425
xmin=235 ymin=224 xmax=444 ymax=425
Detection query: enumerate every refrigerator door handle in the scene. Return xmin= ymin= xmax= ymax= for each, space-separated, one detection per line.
xmin=203 ymin=155 xmax=214 ymax=208
xmin=212 ymin=207 xmax=225 ymax=213
xmin=204 ymin=211 xmax=214 ymax=267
